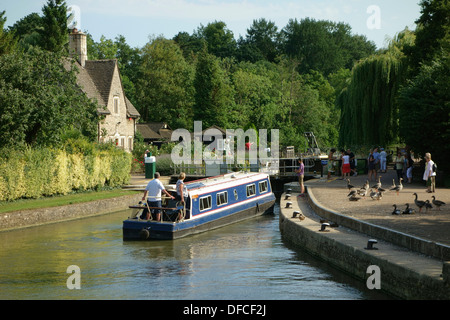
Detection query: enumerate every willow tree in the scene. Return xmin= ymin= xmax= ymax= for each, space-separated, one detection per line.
xmin=337 ymin=30 xmax=414 ymax=148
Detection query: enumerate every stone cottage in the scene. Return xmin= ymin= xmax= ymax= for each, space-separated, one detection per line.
xmin=68 ymin=29 xmax=140 ymax=152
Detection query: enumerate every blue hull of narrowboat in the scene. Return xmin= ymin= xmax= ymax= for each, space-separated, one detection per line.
xmin=123 ymin=193 xmax=275 ymax=240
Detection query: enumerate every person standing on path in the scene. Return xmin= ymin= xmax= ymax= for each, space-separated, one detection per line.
xmin=423 ymin=153 xmax=436 ymax=193
xmin=296 ymin=158 xmax=305 ymax=195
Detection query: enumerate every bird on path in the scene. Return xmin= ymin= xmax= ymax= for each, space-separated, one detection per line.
xmin=392 ymin=204 xmax=401 ymax=215
xmin=413 ymin=193 xmax=426 ymax=212
xmin=347 ymin=190 xmax=357 ymax=197
xmin=372 ymin=176 xmax=382 ymax=189
xmin=370 ymin=189 xmax=382 ymax=200
xmin=358 ymin=187 xmax=369 ymax=197
xmin=403 ymin=203 xmax=415 ymax=215
xmin=390 ymin=178 xmax=403 ymax=195
xmin=390 ymin=179 xmax=396 ymax=190
xmin=425 ymin=200 xmax=433 ymax=213
xmin=431 ymin=196 xmax=446 ymax=210
xmin=346 ymin=179 xmax=355 ymax=190
xmin=349 ymin=194 xmax=362 ymax=201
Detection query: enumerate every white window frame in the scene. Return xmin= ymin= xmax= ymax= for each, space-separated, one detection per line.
xmin=199 ymin=195 xmax=212 ymax=211
xmin=246 ymin=184 xmax=256 ymax=197
xmin=259 ymin=180 xmax=268 ymax=193
xmin=216 ymin=191 xmax=228 ymax=206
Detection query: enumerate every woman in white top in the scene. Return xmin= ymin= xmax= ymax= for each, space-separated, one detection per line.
xmin=423 ymin=153 xmax=436 ymax=193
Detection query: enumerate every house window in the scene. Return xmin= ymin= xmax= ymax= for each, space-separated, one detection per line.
xmin=199 ymin=195 xmax=212 ymax=211
xmin=246 ymin=184 xmax=256 ymax=197
xmin=259 ymin=180 xmax=268 ymax=193
xmin=113 ymin=96 xmax=119 ymax=114
xmin=128 ymin=137 xmax=133 ymax=151
xmin=216 ymin=191 xmax=228 ymax=206
xmin=121 ymin=138 xmax=125 ymax=149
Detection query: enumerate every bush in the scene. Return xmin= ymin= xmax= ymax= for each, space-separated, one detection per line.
xmin=0 ymin=139 xmax=132 ymax=201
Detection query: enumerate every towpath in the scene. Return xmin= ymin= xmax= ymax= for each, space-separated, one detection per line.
xmin=304 ymin=170 xmax=450 ymax=247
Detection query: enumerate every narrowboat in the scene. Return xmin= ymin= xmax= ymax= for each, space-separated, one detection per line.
xmin=123 ymin=171 xmax=276 ymax=240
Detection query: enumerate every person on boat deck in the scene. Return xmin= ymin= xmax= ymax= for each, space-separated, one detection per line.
xmin=176 ymin=172 xmax=188 ymax=204
xmin=142 ymin=172 xmax=174 ymax=221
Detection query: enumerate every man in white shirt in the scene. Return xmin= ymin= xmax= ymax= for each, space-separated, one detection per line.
xmin=142 ymin=172 xmax=174 ymax=221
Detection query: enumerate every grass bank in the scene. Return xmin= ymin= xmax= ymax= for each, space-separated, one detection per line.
xmin=0 ymin=189 xmax=140 ymax=214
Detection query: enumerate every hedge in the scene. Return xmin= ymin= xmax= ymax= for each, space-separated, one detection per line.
xmin=0 ymin=140 xmax=132 ymax=201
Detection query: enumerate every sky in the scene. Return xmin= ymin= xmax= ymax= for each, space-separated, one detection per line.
xmin=2 ymin=0 xmax=422 ymax=50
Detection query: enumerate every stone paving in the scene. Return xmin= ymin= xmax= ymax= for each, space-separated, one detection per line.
xmin=304 ymin=169 xmax=450 ymax=246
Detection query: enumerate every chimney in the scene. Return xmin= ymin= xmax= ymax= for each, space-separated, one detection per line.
xmin=69 ymin=28 xmax=87 ymax=67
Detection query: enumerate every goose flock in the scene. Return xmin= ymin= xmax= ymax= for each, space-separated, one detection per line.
xmin=344 ymin=177 xmax=446 ymax=215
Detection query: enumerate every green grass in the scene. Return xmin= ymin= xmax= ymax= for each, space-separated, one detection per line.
xmin=0 ymin=189 xmax=140 ymax=214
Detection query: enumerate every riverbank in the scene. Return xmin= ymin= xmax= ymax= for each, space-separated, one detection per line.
xmin=279 ymin=170 xmax=450 ymax=299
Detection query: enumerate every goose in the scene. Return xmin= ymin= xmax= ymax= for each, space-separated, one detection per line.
xmin=362 ymin=180 xmax=370 ymax=190
xmin=370 ymin=189 xmax=382 ymax=200
xmin=403 ymin=203 xmax=415 ymax=215
xmin=349 ymin=194 xmax=362 ymax=201
xmin=372 ymin=176 xmax=382 ymax=189
xmin=392 ymin=204 xmax=401 ymax=215
xmin=390 ymin=178 xmax=403 ymax=195
xmin=390 ymin=179 xmax=396 ymax=190
xmin=431 ymin=196 xmax=446 ymax=210
xmin=346 ymin=179 xmax=355 ymax=190
xmin=377 ymin=186 xmax=387 ymax=194
xmin=347 ymin=190 xmax=357 ymax=197
xmin=413 ymin=193 xmax=426 ymax=212
xmin=358 ymin=187 xmax=369 ymax=197
xmin=425 ymin=200 xmax=433 ymax=213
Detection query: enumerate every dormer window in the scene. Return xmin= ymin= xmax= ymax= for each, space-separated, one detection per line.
xmin=113 ymin=96 xmax=119 ymax=114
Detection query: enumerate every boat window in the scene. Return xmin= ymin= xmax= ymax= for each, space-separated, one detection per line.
xmin=199 ymin=195 xmax=212 ymax=211
xmin=234 ymin=189 xmax=238 ymax=200
xmin=217 ymin=191 xmax=228 ymax=206
xmin=246 ymin=184 xmax=256 ymax=197
xmin=259 ymin=180 xmax=268 ymax=193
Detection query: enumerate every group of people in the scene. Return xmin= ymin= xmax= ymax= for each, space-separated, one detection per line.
xmin=326 ymin=148 xmax=358 ymax=180
xmin=326 ymin=146 xmax=437 ymax=192
xmin=141 ymin=171 xmax=188 ymax=221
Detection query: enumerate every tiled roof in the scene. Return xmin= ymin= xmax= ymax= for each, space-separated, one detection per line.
xmin=67 ymin=58 xmax=140 ymax=118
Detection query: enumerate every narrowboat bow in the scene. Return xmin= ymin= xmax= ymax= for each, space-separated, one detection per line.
xmin=123 ymin=171 xmax=276 ymax=240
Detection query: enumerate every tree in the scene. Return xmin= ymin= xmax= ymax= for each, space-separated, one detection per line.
xmin=408 ymin=0 xmax=450 ymax=71
xmin=138 ymin=36 xmax=195 ymax=129
xmin=0 ymin=47 xmax=99 ymax=148
xmin=398 ymin=0 xmax=450 ymax=174
xmin=279 ymin=18 xmax=375 ymax=76
xmin=238 ymin=18 xmax=279 ymax=63
xmin=0 ymin=11 xmax=16 ymax=55
xmin=193 ymin=48 xmax=235 ymax=128
xmin=195 ymin=21 xmax=237 ymax=59
xmin=39 ymin=0 xmax=69 ymax=53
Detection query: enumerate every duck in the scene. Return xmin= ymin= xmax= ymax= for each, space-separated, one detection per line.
xmin=425 ymin=200 xmax=433 ymax=213
xmin=413 ymin=193 xmax=426 ymax=212
xmin=431 ymin=196 xmax=446 ymax=210
xmin=392 ymin=204 xmax=401 ymax=215
xmin=403 ymin=203 xmax=415 ymax=215
xmin=372 ymin=176 xmax=382 ymax=189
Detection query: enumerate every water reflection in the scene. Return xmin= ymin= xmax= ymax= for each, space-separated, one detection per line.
xmin=0 ymin=204 xmax=391 ymax=300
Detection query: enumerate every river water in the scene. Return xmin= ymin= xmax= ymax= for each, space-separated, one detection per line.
xmin=0 ymin=203 xmax=390 ymax=300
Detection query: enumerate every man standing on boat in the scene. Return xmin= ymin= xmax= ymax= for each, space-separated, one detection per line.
xmin=142 ymin=172 xmax=175 ymax=221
